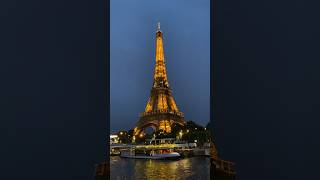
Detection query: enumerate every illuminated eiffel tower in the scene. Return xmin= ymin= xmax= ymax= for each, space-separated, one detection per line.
xmin=134 ymin=23 xmax=186 ymax=136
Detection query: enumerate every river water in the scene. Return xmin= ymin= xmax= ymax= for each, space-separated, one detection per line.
xmin=110 ymin=156 xmax=211 ymax=180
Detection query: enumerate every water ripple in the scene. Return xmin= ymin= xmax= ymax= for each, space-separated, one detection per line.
xmin=110 ymin=156 xmax=210 ymax=180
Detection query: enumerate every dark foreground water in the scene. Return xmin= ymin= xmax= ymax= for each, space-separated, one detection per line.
xmin=110 ymin=156 xmax=210 ymax=180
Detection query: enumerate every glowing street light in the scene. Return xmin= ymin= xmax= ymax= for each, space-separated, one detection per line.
xmin=179 ymin=131 xmax=183 ymax=139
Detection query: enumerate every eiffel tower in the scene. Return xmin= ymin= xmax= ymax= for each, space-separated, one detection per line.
xmin=134 ymin=23 xmax=186 ymax=136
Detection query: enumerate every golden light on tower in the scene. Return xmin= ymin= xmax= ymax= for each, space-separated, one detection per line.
xmin=133 ymin=23 xmax=186 ymax=136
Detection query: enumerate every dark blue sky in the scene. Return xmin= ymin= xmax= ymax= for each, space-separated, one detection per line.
xmin=110 ymin=0 xmax=210 ymax=133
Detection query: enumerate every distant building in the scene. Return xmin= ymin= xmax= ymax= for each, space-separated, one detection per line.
xmin=110 ymin=134 xmax=119 ymax=144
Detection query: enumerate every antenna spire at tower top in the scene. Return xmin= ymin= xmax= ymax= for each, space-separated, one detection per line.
xmin=157 ymin=22 xmax=161 ymax=31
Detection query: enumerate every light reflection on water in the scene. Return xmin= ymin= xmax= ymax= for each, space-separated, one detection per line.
xmin=110 ymin=156 xmax=210 ymax=180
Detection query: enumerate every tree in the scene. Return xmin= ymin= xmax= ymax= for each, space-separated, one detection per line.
xmin=117 ymin=130 xmax=130 ymax=144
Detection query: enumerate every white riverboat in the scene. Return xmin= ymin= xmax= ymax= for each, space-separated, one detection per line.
xmin=120 ymin=148 xmax=181 ymax=160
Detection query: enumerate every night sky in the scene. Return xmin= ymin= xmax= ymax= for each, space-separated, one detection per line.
xmin=110 ymin=0 xmax=210 ymax=133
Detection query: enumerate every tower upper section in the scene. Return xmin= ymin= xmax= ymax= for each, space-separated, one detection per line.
xmin=144 ymin=23 xmax=181 ymax=113
xmin=153 ymin=22 xmax=169 ymax=88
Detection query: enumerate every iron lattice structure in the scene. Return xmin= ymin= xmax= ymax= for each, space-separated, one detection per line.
xmin=134 ymin=23 xmax=186 ymax=136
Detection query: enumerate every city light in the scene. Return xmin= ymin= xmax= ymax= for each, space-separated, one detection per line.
xmin=179 ymin=131 xmax=183 ymax=139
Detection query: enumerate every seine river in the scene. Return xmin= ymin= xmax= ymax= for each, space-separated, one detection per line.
xmin=110 ymin=156 xmax=211 ymax=180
